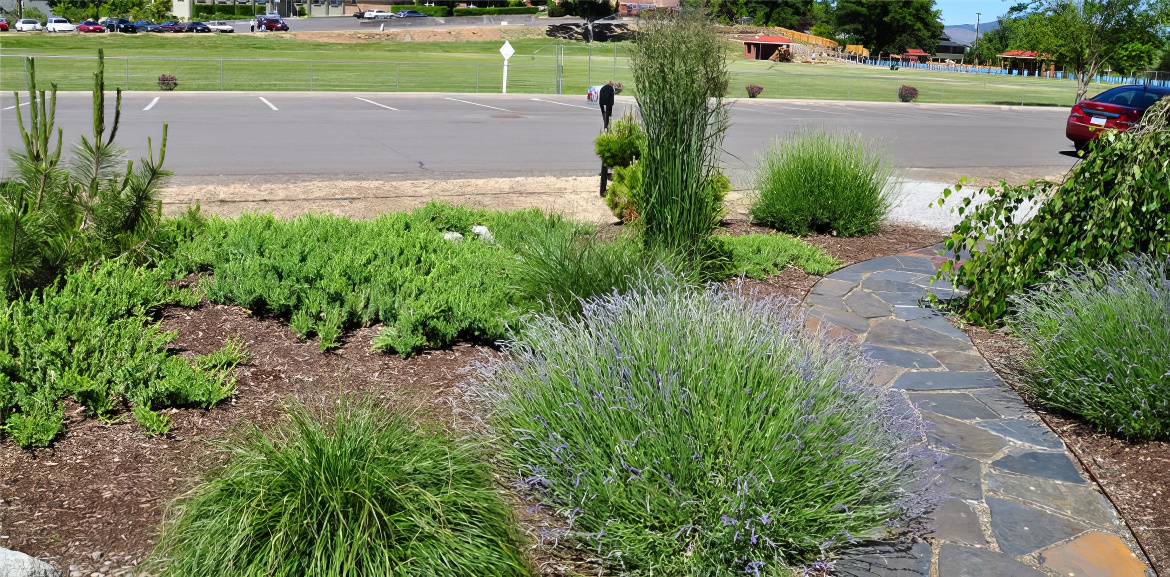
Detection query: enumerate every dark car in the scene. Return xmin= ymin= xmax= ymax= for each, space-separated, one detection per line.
xmin=183 ymin=21 xmax=212 ymax=33
xmin=133 ymin=20 xmax=156 ymax=31
xmin=106 ymin=18 xmax=137 ymax=33
xmin=353 ymin=10 xmax=365 ymax=18
xmin=257 ymin=17 xmax=288 ymax=31
xmin=1067 ymin=85 xmax=1170 ymax=150
xmin=394 ymin=9 xmax=428 ymax=17
xmin=154 ymin=20 xmax=185 ymax=32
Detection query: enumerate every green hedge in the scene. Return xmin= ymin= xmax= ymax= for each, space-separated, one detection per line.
xmin=408 ymin=4 xmax=451 ymax=16
xmin=452 ymin=6 xmax=539 ymax=16
xmin=192 ymin=5 xmax=264 ymax=18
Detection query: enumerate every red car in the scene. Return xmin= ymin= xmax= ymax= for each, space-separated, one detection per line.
xmin=1067 ymin=85 xmax=1170 ymax=151
xmin=77 ymin=20 xmax=105 ymax=32
xmin=256 ymin=17 xmax=288 ymax=31
xmin=0 ymin=18 xmax=8 ymax=31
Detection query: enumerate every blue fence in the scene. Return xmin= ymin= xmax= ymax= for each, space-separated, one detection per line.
xmin=846 ymin=58 xmax=1170 ymax=87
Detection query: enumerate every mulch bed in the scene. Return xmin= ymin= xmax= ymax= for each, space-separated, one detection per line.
xmin=966 ymin=326 xmax=1169 ymax=576
xmin=0 ymin=221 xmax=945 ymax=577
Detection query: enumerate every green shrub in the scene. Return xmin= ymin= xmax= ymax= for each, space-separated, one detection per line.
xmin=723 ymin=233 xmax=839 ymax=279
xmin=936 ymin=99 xmax=1170 ymax=325
xmin=485 ymin=280 xmax=922 ymax=574
xmin=452 ymin=6 xmax=539 ymax=15
xmin=594 ymin=113 xmax=645 ymax=168
xmin=0 ymin=260 xmax=236 ymax=447
xmin=2 ymin=52 xmax=171 ymax=299
xmin=1010 ymin=255 xmax=1170 ymax=440
xmin=631 ymin=9 xmax=731 ymax=264
xmin=170 ymin=204 xmax=576 ymax=356
xmin=750 ymin=129 xmax=897 ymax=237
xmin=409 ymin=4 xmax=451 ymax=16
xmin=149 ymin=399 xmax=527 ymax=577
xmin=510 ymin=223 xmax=695 ymax=317
xmin=604 ymin=161 xmax=643 ymax=222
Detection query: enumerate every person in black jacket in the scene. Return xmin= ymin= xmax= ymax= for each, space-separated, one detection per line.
xmin=598 ymin=80 xmax=615 ymax=129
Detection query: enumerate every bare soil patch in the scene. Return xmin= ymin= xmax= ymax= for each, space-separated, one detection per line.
xmin=967 ymin=326 xmax=1170 ymax=576
xmin=0 ymin=221 xmax=943 ymax=576
xmin=291 ymin=26 xmax=547 ymax=44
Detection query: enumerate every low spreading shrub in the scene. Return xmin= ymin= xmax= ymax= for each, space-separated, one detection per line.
xmin=604 ymin=161 xmax=643 ymax=222
xmin=746 ymin=84 xmax=763 ymax=98
xmin=898 ymin=85 xmax=918 ymax=102
xmin=158 ymin=74 xmax=178 ymax=91
xmin=1010 ymin=255 xmax=1170 ymax=440
xmin=509 ymin=224 xmax=695 ymax=317
xmin=0 ymin=260 xmax=238 ymax=447
xmin=935 ymin=98 xmax=1170 ymax=324
xmin=170 ymin=204 xmax=576 ymax=356
xmin=722 ymin=233 xmax=838 ymax=278
xmin=485 ymin=280 xmax=922 ymax=574
xmin=751 ymin=129 xmax=897 ymax=237
xmin=149 ymin=399 xmax=527 ymax=577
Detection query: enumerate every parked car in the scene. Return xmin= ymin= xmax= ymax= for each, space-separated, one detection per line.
xmin=106 ymin=18 xmax=137 ymax=32
xmin=394 ymin=9 xmax=428 ymax=17
xmin=77 ymin=20 xmax=104 ymax=32
xmin=0 ymin=18 xmax=9 ymax=31
xmin=133 ymin=19 xmax=156 ymax=29
xmin=183 ymin=21 xmax=212 ymax=32
xmin=363 ymin=8 xmax=391 ymax=18
xmin=256 ymin=16 xmax=288 ymax=31
xmin=206 ymin=20 xmax=235 ymax=32
xmin=1067 ymin=85 xmax=1170 ymax=150
xmin=45 ymin=17 xmax=77 ymax=32
xmin=15 ymin=18 xmax=43 ymax=31
xmin=154 ymin=20 xmax=185 ymax=32
xmin=353 ymin=9 xmax=365 ymax=18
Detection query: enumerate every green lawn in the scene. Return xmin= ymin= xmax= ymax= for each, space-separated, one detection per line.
xmin=0 ymin=33 xmax=1118 ymax=105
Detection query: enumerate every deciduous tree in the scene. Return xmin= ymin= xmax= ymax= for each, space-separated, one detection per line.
xmin=833 ymin=0 xmax=944 ymax=57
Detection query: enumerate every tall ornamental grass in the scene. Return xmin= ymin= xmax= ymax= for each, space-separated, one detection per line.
xmin=630 ymin=10 xmax=731 ymax=262
xmin=1010 ymin=255 xmax=1170 ymax=440
xmin=485 ymin=279 xmax=922 ymax=575
xmin=149 ymin=400 xmax=528 ymax=577
xmin=751 ymin=130 xmax=897 ymax=237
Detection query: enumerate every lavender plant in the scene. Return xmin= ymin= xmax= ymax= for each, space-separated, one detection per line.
xmin=1010 ymin=254 xmax=1170 ymax=440
xmin=484 ymin=279 xmax=923 ymax=574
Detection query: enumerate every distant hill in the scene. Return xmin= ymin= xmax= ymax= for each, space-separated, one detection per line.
xmin=942 ymin=22 xmax=1000 ymax=46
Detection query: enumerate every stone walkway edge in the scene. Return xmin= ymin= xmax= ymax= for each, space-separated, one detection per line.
xmin=802 ymin=244 xmax=1154 ymax=577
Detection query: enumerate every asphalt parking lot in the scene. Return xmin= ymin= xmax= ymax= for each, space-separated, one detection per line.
xmin=0 ymin=92 xmax=1077 ymax=182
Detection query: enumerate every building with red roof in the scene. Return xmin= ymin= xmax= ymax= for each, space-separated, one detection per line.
xmin=900 ymin=48 xmax=931 ymax=63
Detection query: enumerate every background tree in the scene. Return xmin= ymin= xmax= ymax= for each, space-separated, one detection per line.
xmin=833 ymin=0 xmax=944 ymax=56
xmin=707 ymin=0 xmax=819 ymax=28
xmin=1022 ymin=0 xmax=1167 ymax=102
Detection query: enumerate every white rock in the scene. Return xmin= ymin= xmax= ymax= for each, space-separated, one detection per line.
xmin=442 ymin=231 xmax=464 ymax=243
xmin=0 ymin=547 xmax=60 ymax=577
xmin=470 ymin=225 xmax=495 ymax=243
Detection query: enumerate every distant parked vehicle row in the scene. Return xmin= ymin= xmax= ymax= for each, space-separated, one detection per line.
xmin=0 ymin=16 xmax=241 ymax=34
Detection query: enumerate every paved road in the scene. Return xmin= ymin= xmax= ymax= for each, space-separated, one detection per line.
xmin=0 ymin=92 xmax=1077 ymax=183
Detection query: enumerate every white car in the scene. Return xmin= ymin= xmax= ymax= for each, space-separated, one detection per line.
xmin=45 ymin=17 xmax=76 ymax=32
xmin=15 ymin=18 xmax=42 ymax=31
xmin=206 ymin=20 xmax=235 ymax=32
xmin=363 ymin=9 xmax=391 ymax=19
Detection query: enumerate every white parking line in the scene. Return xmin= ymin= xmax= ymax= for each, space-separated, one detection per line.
xmin=444 ymin=97 xmax=510 ymax=112
xmin=530 ymin=98 xmax=595 ymax=110
xmin=355 ymin=97 xmax=398 ymax=111
xmin=259 ymin=97 xmax=278 ymax=111
xmin=2 ymin=102 xmax=29 ymax=111
xmin=144 ymin=97 xmax=160 ymax=111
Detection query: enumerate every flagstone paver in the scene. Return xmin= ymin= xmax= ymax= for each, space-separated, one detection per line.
xmin=809 ymin=244 xmax=1153 ymax=577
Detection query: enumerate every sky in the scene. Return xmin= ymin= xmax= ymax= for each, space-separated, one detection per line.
xmin=936 ymin=0 xmax=1012 ymax=26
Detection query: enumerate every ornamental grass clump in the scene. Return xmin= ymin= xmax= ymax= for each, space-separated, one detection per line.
xmin=485 ymin=280 xmax=922 ymax=574
xmin=149 ymin=399 xmax=528 ymax=577
xmin=630 ymin=9 xmax=731 ymax=265
xmin=1010 ymin=254 xmax=1170 ymax=440
xmin=751 ymin=129 xmax=897 ymax=237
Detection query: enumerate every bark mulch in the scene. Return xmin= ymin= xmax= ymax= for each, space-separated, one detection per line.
xmin=966 ymin=325 xmax=1169 ymax=577
xmin=0 ymin=221 xmax=946 ymax=577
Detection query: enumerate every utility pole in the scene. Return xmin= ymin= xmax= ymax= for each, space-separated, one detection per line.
xmin=973 ymin=12 xmax=981 ymax=67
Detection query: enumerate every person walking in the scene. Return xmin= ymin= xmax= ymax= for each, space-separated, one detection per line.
xmin=598 ymin=80 xmax=615 ymax=130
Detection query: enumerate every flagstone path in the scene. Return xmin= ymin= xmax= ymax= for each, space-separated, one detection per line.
xmin=805 ymin=245 xmax=1154 ymax=577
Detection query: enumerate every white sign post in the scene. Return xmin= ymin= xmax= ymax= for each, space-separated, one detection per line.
xmin=499 ymin=40 xmax=515 ymax=94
